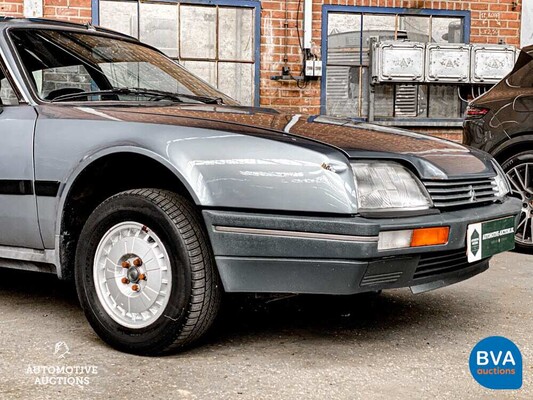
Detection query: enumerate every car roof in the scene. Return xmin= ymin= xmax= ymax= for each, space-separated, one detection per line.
xmin=0 ymin=17 xmax=135 ymax=40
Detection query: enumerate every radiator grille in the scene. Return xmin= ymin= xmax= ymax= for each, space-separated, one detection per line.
xmin=415 ymin=249 xmax=476 ymax=279
xmin=423 ymin=177 xmax=498 ymax=209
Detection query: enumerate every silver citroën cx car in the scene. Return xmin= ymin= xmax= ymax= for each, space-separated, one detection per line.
xmin=0 ymin=18 xmax=521 ymax=354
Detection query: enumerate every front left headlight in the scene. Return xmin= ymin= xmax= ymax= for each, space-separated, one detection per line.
xmin=351 ymin=161 xmax=432 ymax=213
xmin=491 ymin=159 xmax=511 ymax=198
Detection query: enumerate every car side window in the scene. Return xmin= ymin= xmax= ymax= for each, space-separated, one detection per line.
xmin=0 ymin=71 xmax=20 ymax=106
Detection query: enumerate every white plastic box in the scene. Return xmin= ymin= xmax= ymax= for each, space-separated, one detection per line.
xmin=426 ymin=44 xmax=470 ymax=83
xmin=372 ymin=41 xmax=425 ymax=83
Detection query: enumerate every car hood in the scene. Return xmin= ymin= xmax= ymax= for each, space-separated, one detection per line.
xmin=43 ymin=104 xmax=495 ymax=180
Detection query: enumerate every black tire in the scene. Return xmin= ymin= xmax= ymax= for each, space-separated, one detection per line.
xmin=501 ymin=151 xmax=533 ymax=253
xmin=75 ymin=189 xmax=222 ymax=355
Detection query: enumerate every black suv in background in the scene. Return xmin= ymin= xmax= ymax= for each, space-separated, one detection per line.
xmin=464 ymin=46 xmax=533 ymax=251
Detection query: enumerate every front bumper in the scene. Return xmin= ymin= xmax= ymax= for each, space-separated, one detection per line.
xmin=203 ymin=197 xmax=522 ymax=295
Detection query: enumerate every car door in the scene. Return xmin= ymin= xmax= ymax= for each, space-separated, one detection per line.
xmin=0 ymin=62 xmax=43 ymax=249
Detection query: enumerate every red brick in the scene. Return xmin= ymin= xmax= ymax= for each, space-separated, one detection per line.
xmin=68 ymin=0 xmax=90 ymax=7
xmin=470 ymin=3 xmax=489 ymax=10
xmin=500 ymin=12 xmax=519 ymax=20
xmin=489 ymin=4 xmax=509 ymax=12
xmin=44 ymin=0 xmax=68 ymax=6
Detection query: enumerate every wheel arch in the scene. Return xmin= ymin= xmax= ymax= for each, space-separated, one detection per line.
xmin=491 ymin=133 xmax=533 ymax=163
xmin=56 ymin=146 xmax=202 ymax=280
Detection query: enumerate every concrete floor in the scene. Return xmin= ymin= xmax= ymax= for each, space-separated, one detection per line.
xmin=0 ymin=251 xmax=531 ymax=400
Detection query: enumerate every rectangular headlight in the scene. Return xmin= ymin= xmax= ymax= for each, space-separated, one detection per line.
xmin=351 ymin=161 xmax=432 ymax=212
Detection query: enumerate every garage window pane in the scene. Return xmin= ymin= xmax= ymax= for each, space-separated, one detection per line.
xmin=399 ymin=16 xmax=430 ymax=42
xmin=139 ymin=2 xmax=179 ymax=58
xmin=326 ymin=66 xmax=357 ymax=117
xmin=100 ymin=0 xmax=138 ymax=38
xmin=218 ymin=8 xmax=254 ymax=61
xmin=428 ymin=86 xmax=461 ymax=118
xmin=394 ymin=84 xmax=427 ymax=118
xmin=180 ymin=6 xmax=216 ymax=59
xmin=327 ymin=13 xmax=362 ymax=64
xmin=374 ymin=84 xmax=394 ymax=117
xmin=326 ymin=13 xmax=362 ymax=117
xmin=362 ymin=14 xmax=397 ymax=41
xmin=98 ymin=0 xmax=258 ymax=106
xmin=328 ymin=13 xmax=361 ymax=36
xmin=433 ymin=17 xmax=464 ymax=43
xmin=182 ymin=61 xmax=216 ymax=86
xmin=218 ymin=62 xmax=253 ymax=105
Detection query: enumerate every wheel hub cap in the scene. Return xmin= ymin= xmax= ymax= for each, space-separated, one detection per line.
xmin=127 ymin=266 xmax=140 ymax=283
xmin=93 ymin=222 xmax=172 ymax=329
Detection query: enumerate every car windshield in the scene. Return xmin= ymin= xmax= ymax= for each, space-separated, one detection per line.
xmin=9 ymin=28 xmax=238 ymax=105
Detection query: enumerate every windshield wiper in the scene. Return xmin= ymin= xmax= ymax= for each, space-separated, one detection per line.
xmin=147 ymin=90 xmax=223 ymax=105
xmin=50 ymin=87 xmax=223 ymax=104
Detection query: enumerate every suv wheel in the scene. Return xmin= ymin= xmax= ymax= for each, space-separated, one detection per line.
xmin=502 ymin=151 xmax=533 ymax=251
xmin=75 ymin=189 xmax=221 ymax=355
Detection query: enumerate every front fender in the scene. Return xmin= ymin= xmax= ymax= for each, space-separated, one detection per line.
xmin=164 ymin=131 xmax=358 ymax=214
xmin=55 ymin=145 xmax=201 ymax=235
xmin=36 ymin=119 xmax=358 ymax=248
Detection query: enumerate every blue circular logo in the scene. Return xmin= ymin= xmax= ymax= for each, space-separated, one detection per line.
xmin=469 ymin=336 xmax=522 ymax=390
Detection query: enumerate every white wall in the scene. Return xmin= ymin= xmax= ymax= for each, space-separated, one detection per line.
xmin=521 ymin=1 xmax=533 ymax=48
xmin=23 ymin=0 xmax=43 ymax=18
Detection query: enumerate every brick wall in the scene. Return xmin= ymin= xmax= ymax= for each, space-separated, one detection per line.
xmin=0 ymin=0 xmax=24 ymax=17
xmin=42 ymin=0 xmax=91 ymax=22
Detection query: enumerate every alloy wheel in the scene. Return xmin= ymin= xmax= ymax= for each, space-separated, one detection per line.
xmin=506 ymin=162 xmax=533 ymax=246
xmin=93 ymin=221 xmax=172 ymax=329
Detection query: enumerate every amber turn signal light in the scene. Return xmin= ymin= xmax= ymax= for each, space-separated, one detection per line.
xmin=410 ymin=227 xmax=450 ymax=247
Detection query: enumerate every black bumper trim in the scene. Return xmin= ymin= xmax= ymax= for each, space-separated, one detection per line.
xmin=410 ymin=259 xmax=489 ymax=294
xmin=203 ymin=198 xmax=520 ymax=295
xmin=215 ymin=254 xmax=488 ymax=295
xmin=203 ymin=198 xmax=522 ymax=260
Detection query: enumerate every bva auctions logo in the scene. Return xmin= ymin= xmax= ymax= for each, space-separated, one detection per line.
xmin=469 ymin=336 xmax=522 ymax=390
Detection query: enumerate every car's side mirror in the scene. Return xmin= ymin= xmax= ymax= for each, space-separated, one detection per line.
xmin=512 ymin=95 xmax=533 ymax=112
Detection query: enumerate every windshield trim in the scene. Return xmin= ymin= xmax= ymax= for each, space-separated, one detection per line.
xmin=5 ymin=26 xmax=236 ymax=106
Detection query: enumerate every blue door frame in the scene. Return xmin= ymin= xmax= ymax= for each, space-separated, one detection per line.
xmin=91 ymin=0 xmax=261 ymax=107
xmin=320 ymin=5 xmax=471 ymax=118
